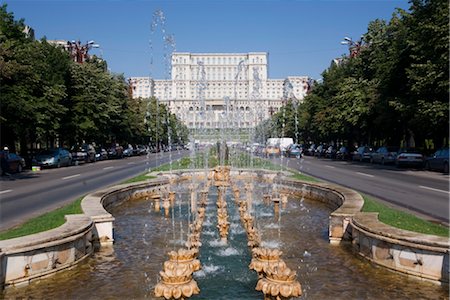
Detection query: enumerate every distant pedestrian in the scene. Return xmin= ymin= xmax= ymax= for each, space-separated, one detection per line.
xmin=1 ymin=146 xmax=11 ymax=177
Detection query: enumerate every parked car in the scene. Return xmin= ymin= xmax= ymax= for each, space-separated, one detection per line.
xmin=352 ymin=146 xmax=374 ymax=162
xmin=286 ymin=144 xmax=302 ymax=158
xmin=324 ymin=145 xmax=337 ymax=159
xmin=123 ymin=144 xmax=134 ymax=157
xmin=266 ymin=145 xmax=280 ymax=157
xmin=0 ymin=150 xmax=26 ymax=173
xmin=70 ymin=145 xmax=87 ymax=165
xmin=34 ymin=148 xmax=72 ymax=168
xmin=336 ymin=146 xmax=350 ymax=160
xmin=425 ymin=148 xmax=449 ymax=173
xmin=370 ymin=146 xmax=399 ymax=165
xmin=314 ymin=144 xmax=326 ymax=158
xmin=107 ymin=144 xmax=124 ymax=159
xmin=136 ymin=145 xmax=148 ymax=155
xmin=82 ymin=143 xmax=96 ymax=163
xmin=305 ymin=144 xmax=316 ymax=156
xmin=395 ymin=148 xmax=424 ymax=168
xmin=95 ymin=147 xmax=108 ymax=161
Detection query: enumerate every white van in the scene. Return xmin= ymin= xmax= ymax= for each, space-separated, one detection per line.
xmin=279 ymin=138 xmax=294 ymax=154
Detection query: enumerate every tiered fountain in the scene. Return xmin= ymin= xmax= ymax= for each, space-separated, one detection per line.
xmin=154 ymin=254 xmax=200 ymax=299
xmin=231 ymin=174 xmax=302 ymax=299
xmin=154 ymin=185 xmax=210 ymax=299
xmin=255 ymin=264 xmax=302 ymax=300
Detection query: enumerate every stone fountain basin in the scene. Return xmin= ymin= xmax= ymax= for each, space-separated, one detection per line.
xmin=0 ymin=168 xmax=448 ymax=290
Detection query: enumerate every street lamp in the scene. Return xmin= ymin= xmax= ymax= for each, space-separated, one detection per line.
xmin=341 ymin=36 xmax=364 ymax=58
xmin=66 ymin=40 xmax=100 ymax=63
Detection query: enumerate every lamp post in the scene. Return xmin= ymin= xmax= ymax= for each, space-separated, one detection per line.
xmin=340 ymin=36 xmax=364 ymax=58
xmin=66 ymin=40 xmax=100 ymax=63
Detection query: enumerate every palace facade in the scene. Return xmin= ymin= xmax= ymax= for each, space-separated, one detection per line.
xmin=129 ymin=52 xmax=310 ymax=129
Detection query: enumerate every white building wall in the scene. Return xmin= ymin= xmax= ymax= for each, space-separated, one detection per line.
xmin=129 ymin=52 xmax=310 ymax=129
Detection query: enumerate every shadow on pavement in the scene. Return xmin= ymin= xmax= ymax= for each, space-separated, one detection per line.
xmin=1 ymin=170 xmax=42 ymax=181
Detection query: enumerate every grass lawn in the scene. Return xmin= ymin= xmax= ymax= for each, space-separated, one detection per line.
xmin=122 ymin=173 xmax=157 ymax=184
xmin=290 ymin=172 xmax=322 ymax=183
xmin=362 ymin=194 xmax=449 ymax=237
xmin=0 ymin=197 xmax=84 ymax=240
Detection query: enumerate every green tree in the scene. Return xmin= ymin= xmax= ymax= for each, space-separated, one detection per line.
xmin=1 ymin=5 xmax=72 ymax=152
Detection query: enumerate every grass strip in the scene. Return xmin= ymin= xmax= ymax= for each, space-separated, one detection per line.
xmin=290 ymin=172 xmax=321 ymax=183
xmin=122 ymin=173 xmax=157 ymax=184
xmin=362 ymin=194 xmax=449 ymax=237
xmin=152 ymin=157 xmax=193 ymax=172
xmin=0 ymin=197 xmax=84 ymax=241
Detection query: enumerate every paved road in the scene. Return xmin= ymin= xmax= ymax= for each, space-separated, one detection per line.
xmin=2 ymin=151 xmax=448 ymax=231
xmin=269 ymin=155 xmax=449 ymax=225
xmin=0 ymin=151 xmax=189 ymax=231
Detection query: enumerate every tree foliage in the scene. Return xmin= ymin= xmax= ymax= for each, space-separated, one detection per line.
xmin=258 ymin=0 xmax=448 ymax=150
xmin=0 ymin=4 xmax=188 ymax=153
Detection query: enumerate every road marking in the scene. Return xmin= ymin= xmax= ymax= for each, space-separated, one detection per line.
xmin=419 ymin=185 xmax=450 ymax=194
xmin=127 ymin=162 xmax=136 ymax=165
xmin=0 ymin=189 xmax=12 ymax=195
xmin=356 ymin=172 xmax=374 ymax=178
xmin=103 ymin=166 xmax=114 ymax=170
xmin=62 ymin=174 xmax=81 ymax=180
xmin=325 ymin=165 xmax=335 ymax=169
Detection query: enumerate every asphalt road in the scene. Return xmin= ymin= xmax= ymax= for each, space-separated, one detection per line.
xmin=1 ymin=150 xmax=448 ymax=231
xmin=270 ymin=155 xmax=449 ymax=225
xmin=0 ymin=150 xmax=189 ymax=231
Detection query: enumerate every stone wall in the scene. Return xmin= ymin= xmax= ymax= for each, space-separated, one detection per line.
xmin=0 ymin=215 xmax=93 ymax=289
xmin=351 ymin=213 xmax=449 ymax=284
xmin=0 ymin=177 xmax=170 ymax=289
xmin=275 ymin=176 xmax=449 ymax=285
xmin=81 ymin=177 xmax=170 ymax=247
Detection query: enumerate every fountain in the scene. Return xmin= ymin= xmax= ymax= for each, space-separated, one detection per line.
xmin=4 ymin=172 xmax=448 ymax=299
xmin=169 ymin=191 xmax=176 ymax=204
xmin=216 ymin=208 xmax=230 ymax=242
xmin=154 ymin=196 xmax=161 ymax=212
xmin=213 ymin=165 xmax=231 ymax=187
xmin=249 ymin=247 xmax=286 ymax=277
xmin=154 ymin=262 xmax=200 ymax=300
xmin=272 ymin=197 xmax=281 ymax=220
xmin=189 ymin=184 xmax=198 ymax=214
xmin=164 ymin=248 xmax=201 ymax=272
xmin=255 ymin=264 xmax=302 ymax=300
xmin=163 ymin=197 xmax=171 ymax=217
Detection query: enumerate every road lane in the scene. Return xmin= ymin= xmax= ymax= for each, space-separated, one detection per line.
xmin=273 ymin=156 xmax=449 ymax=224
xmin=0 ymin=151 xmax=189 ymax=230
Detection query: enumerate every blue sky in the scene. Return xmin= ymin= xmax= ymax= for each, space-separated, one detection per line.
xmin=4 ymin=0 xmax=410 ymax=80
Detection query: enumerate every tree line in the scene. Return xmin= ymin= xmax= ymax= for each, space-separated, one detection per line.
xmin=257 ymin=0 xmax=448 ymax=152
xmin=0 ymin=5 xmax=188 ymax=154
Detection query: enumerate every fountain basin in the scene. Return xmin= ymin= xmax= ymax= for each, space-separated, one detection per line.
xmin=0 ymin=168 xmax=448 ymax=292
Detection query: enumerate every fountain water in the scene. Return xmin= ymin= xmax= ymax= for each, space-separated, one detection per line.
xmin=4 ymin=175 xmax=447 ymax=299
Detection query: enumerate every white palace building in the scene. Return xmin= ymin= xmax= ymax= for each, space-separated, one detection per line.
xmin=129 ymin=52 xmax=310 ymax=129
